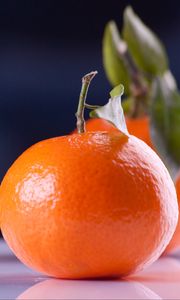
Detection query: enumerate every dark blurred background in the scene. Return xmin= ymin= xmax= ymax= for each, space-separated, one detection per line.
xmin=0 ymin=0 xmax=180 ymax=181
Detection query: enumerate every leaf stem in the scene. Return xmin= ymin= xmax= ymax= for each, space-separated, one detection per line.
xmin=85 ymin=103 xmax=101 ymax=109
xmin=110 ymin=22 xmax=148 ymax=117
xmin=76 ymin=71 xmax=98 ymax=133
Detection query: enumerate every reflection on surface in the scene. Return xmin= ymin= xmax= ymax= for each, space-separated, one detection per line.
xmin=17 ymin=278 xmax=161 ymax=300
xmin=17 ymin=256 xmax=180 ymax=300
xmin=133 ymin=256 xmax=180 ymax=300
xmin=3 ymin=243 xmax=179 ymax=300
xmin=0 ymin=241 xmax=45 ymax=299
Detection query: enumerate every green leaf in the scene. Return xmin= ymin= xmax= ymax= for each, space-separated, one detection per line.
xmin=110 ymin=85 xmax=133 ymax=115
xmin=91 ymin=88 xmax=129 ymax=135
xmin=122 ymin=97 xmax=133 ymax=115
xmin=110 ymin=84 xmax=124 ymax=98
xmin=163 ymin=70 xmax=177 ymax=90
xmin=123 ymin=6 xmax=168 ymax=76
xmin=103 ymin=21 xmax=130 ymax=94
xmin=150 ymin=74 xmax=180 ymax=178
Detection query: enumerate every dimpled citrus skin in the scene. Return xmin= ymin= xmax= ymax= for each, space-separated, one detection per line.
xmin=84 ymin=116 xmax=153 ymax=148
xmin=84 ymin=118 xmax=118 ymax=133
xmin=0 ymin=132 xmax=178 ymax=279
xmin=164 ymin=173 xmax=180 ymax=253
xmin=84 ymin=118 xmax=180 ymax=255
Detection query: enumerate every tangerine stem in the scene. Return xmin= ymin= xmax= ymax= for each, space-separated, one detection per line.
xmin=76 ymin=71 xmax=98 ymax=133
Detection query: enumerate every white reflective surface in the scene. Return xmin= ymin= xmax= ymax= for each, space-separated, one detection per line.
xmin=1 ymin=240 xmax=180 ymax=299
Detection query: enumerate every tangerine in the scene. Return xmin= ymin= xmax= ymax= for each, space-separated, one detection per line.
xmin=84 ymin=116 xmax=153 ymax=148
xmin=164 ymin=173 xmax=180 ymax=253
xmin=0 ymin=131 xmax=178 ymax=278
xmin=83 ymin=117 xmax=180 ymax=254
